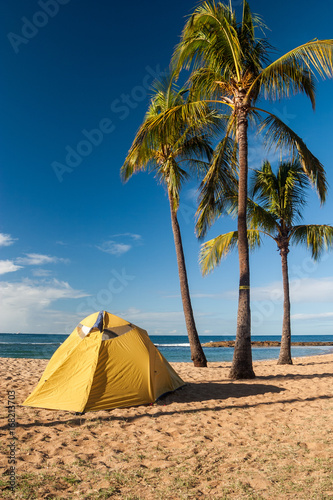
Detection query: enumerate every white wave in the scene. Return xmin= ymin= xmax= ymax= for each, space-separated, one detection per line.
xmin=0 ymin=342 xmax=60 ymax=345
xmin=155 ymin=343 xmax=191 ymax=347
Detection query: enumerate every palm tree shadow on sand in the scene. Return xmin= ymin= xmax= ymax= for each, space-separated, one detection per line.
xmin=12 ymin=382 xmax=285 ymax=430
xmin=160 ymin=382 xmax=284 ymax=406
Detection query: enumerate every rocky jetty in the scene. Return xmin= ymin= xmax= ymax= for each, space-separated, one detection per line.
xmin=202 ymin=340 xmax=333 ymax=348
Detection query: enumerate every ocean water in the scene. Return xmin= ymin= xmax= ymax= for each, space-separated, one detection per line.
xmin=0 ymin=333 xmax=332 ymax=363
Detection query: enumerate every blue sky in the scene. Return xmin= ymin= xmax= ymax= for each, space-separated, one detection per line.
xmin=0 ymin=0 xmax=332 ymax=335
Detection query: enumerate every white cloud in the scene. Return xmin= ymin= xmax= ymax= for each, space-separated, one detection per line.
xmin=0 ymin=260 xmax=22 ymax=275
xmin=224 ymin=277 xmax=333 ymax=304
xmin=126 ymin=307 xmax=141 ymax=315
xmin=118 ymin=308 xmax=210 ymax=335
xmin=289 ymin=278 xmax=333 ymax=303
xmin=16 ymin=253 xmax=69 ymax=266
xmin=163 ymin=292 xmax=224 ymax=299
xmin=184 ymin=188 xmax=198 ymax=201
xmin=97 ymin=241 xmax=131 ymax=256
xmin=112 ymin=233 xmax=142 ymax=241
xmin=160 ymin=278 xmax=333 ymax=311
xmin=0 ymin=253 xmax=68 ymax=276
xmin=121 ymin=309 xmax=186 ymax=323
xmin=32 ymin=268 xmax=53 ymax=277
xmin=0 ymin=279 xmax=89 ymax=333
xmin=119 ymin=309 xmax=188 ymax=334
xmin=243 ymin=281 xmax=283 ymax=302
xmin=292 ymin=312 xmax=333 ymax=320
xmin=0 ymin=233 xmax=17 ymax=247
xmin=247 ymin=133 xmax=288 ymax=170
xmin=192 ymin=293 xmax=223 ymax=299
xmin=97 ymin=233 xmax=143 ymax=257
xmin=0 ymin=278 xmax=88 ymax=305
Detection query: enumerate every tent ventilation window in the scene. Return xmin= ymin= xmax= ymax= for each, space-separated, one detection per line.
xmin=102 ymin=324 xmax=134 ymax=340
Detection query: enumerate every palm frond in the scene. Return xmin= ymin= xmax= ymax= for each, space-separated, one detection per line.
xmin=251 ymin=160 xmax=278 ymax=203
xmin=120 ymin=120 xmax=159 ymax=181
xmin=249 ymin=40 xmax=333 ymax=105
xmin=290 ymin=224 xmax=333 ymax=260
xmin=258 ymin=113 xmax=327 ymax=202
xmin=144 ymin=100 xmax=220 ymax=141
xmin=164 ymin=158 xmax=189 ymax=210
xmin=241 ymin=0 xmax=255 ymax=40
xmin=246 ymin=197 xmax=279 ymax=233
xmin=196 ymin=126 xmax=238 ymax=238
xmin=189 ymin=67 xmax=230 ymax=102
xmin=200 ymin=228 xmax=262 ymax=275
xmin=247 ymin=228 xmax=263 ymax=249
xmin=252 ymin=61 xmax=316 ymax=108
xmin=173 ymin=0 xmax=243 ymax=82
xmin=241 ymin=0 xmax=268 ymax=37
xmin=278 ymin=162 xmax=310 ymax=221
xmin=121 ymin=72 xmax=224 ymax=216
xmin=200 ymin=231 xmax=239 ymax=275
xmin=267 ymin=39 xmax=333 ymax=78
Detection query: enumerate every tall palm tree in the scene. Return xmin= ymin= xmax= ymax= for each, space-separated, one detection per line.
xmin=173 ymin=0 xmax=333 ymax=378
xmin=121 ymin=75 xmax=224 ymax=367
xmin=200 ymin=160 xmax=333 ymax=364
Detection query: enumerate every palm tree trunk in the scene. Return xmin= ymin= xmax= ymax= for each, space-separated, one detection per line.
xmin=168 ymin=190 xmax=207 ymax=367
xmin=278 ymin=246 xmax=293 ymax=364
xmin=229 ymin=105 xmax=255 ymax=379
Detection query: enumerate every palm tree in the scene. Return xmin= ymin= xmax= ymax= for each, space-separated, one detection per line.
xmin=173 ymin=0 xmax=333 ymax=378
xmin=121 ymin=75 xmax=224 ymax=367
xmin=200 ymin=160 xmax=333 ymax=364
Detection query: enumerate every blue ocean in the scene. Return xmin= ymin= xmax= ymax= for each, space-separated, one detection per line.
xmin=0 ymin=333 xmax=332 ymax=363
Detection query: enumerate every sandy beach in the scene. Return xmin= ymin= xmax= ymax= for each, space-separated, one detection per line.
xmin=1 ymin=353 xmax=333 ymax=499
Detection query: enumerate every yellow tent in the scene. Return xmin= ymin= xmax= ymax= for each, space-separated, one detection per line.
xmin=23 ymin=311 xmax=184 ymax=412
